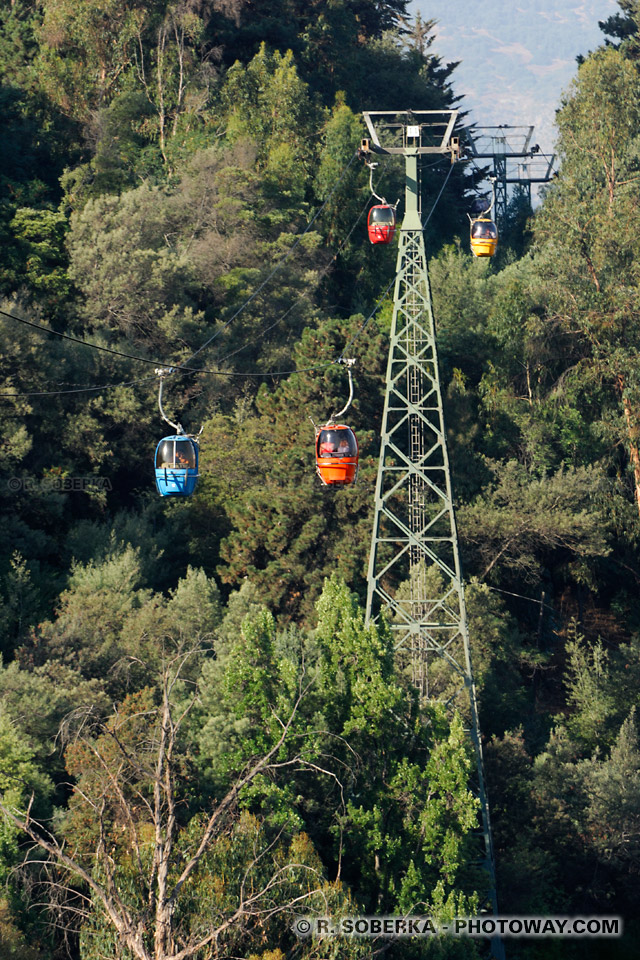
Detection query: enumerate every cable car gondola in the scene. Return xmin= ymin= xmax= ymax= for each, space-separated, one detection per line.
xmin=368 ymin=204 xmax=396 ymax=245
xmin=315 ymin=424 xmax=359 ymax=485
xmin=313 ymin=359 xmax=359 ymax=486
xmin=154 ymin=367 xmax=202 ymax=498
xmin=155 ymin=435 xmax=199 ymax=497
xmin=470 ymin=217 xmax=498 ymax=257
xmin=360 ymin=148 xmax=397 ymax=245
xmin=469 ymin=178 xmax=498 ymax=258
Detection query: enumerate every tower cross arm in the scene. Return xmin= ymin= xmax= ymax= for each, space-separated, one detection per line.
xmin=363 ymin=110 xmax=459 ymax=155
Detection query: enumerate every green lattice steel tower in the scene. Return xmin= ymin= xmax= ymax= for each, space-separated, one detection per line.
xmin=363 ymin=111 xmax=504 ymax=960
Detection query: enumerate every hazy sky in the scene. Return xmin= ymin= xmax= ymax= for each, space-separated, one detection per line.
xmin=409 ymin=0 xmax=619 ymax=155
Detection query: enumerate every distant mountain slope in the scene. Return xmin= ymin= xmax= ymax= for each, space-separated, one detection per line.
xmin=410 ymin=0 xmax=617 ymax=152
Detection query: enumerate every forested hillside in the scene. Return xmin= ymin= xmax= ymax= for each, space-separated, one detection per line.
xmin=1 ymin=1 xmax=640 ymax=958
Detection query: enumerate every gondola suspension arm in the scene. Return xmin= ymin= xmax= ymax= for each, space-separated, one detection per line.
xmin=468 ymin=175 xmax=497 ymax=223
xmin=331 ymin=358 xmax=355 ymax=422
xmin=367 ymin=162 xmax=399 ymax=211
xmin=155 ymin=367 xmax=203 ymax=438
xmin=368 ymin=163 xmax=385 ymax=205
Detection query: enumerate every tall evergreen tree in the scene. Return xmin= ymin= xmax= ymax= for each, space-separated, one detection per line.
xmin=533 ymin=45 xmax=640 ymax=515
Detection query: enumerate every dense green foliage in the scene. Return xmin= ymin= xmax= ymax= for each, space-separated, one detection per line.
xmin=1 ymin=1 xmax=640 ymax=958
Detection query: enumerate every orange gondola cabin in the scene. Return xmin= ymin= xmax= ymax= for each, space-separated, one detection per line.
xmin=315 ymin=424 xmax=358 ymax=486
xmin=367 ymin=204 xmax=396 ymax=245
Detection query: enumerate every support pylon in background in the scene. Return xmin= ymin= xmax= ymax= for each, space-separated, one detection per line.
xmin=464 ymin=124 xmax=555 ymax=225
xmin=362 ymin=111 xmax=505 ymax=960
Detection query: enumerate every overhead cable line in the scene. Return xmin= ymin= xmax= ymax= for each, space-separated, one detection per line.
xmin=0 ymin=307 xmax=334 ymax=381
xmin=485 ymin=584 xmax=558 ymax=613
xmin=0 ymin=308 xmax=180 ymax=369
xmin=0 ymin=374 xmax=159 ymax=399
xmin=0 ymin=155 xmax=455 ymax=400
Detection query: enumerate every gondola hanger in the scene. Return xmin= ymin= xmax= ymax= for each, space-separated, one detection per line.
xmin=365 ymin=159 xmax=399 ymax=245
xmin=311 ymin=359 xmax=359 ymax=487
xmin=154 ymin=367 xmax=203 ymax=498
xmin=469 ymin=177 xmax=498 ymax=258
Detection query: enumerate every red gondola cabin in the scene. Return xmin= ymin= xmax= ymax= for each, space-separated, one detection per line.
xmin=315 ymin=424 xmax=358 ymax=486
xmin=368 ymin=204 xmax=396 ymax=245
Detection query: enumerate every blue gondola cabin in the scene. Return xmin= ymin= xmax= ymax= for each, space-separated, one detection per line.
xmin=155 ymin=435 xmax=199 ymax=497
